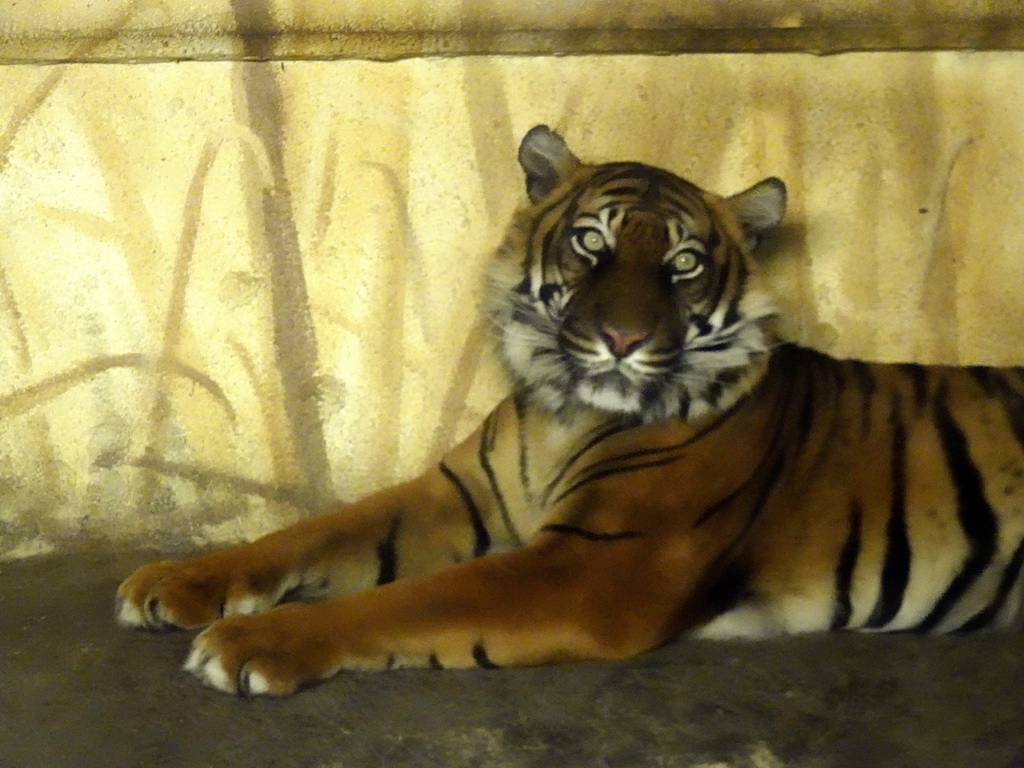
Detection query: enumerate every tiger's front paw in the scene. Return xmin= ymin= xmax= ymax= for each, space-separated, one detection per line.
xmin=184 ymin=605 xmax=337 ymax=696
xmin=116 ymin=555 xmax=290 ymax=631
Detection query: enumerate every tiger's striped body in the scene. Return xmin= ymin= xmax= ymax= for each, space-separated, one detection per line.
xmin=117 ymin=126 xmax=1024 ymax=696
xmin=444 ymin=348 xmax=1024 ymax=639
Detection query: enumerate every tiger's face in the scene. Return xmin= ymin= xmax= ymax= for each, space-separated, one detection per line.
xmin=486 ymin=126 xmax=787 ymax=423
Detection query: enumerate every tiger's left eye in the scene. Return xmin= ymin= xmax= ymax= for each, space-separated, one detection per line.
xmin=579 ymin=229 xmax=606 ymax=253
xmin=671 ymin=250 xmax=704 ymax=278
xmin=570 ymin=227 xmax=609 ymax=266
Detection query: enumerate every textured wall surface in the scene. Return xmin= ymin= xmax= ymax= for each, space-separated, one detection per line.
xmin=3 ymin=51 xmax=1024 ymax=558
xmin=2 ymin=0 xmax=1023 ymax=61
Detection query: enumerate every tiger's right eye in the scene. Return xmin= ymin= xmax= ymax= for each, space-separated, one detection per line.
xmin=571 ymin=227 xmax=608 ymax=264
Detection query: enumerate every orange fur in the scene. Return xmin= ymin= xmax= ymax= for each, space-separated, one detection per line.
xmin=118 ymin=127 xmax=1024 ymax=696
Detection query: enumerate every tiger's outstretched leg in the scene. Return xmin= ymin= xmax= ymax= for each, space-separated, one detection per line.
xmin=181 ymin=532 xmax=699 ymax=696
xmin=116 ymin=464 xmax=503 ymax=631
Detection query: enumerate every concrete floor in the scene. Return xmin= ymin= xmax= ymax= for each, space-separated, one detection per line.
xmin=2 ymin=550 xmax=1023 ymax=768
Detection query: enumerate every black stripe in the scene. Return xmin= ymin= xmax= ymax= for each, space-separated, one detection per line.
xmin=514 ymin=395 xmax=532 ymax=504
xmin=438 ymin=462 xmax=491 ymax=558
xmin=553 ymin=399 xmax=744 ymax=506
xmin=703 ymin=243 xmax=731 ymax=317
xmin=639 ymin=379 xmax=671 ymax=416
xmin=526 ymin=180 xmax=581 ymax=255
xmin=831 ymin=500 xmax=863 ymax=630
xmin=591 ymin=163 xmax=665 ymax=188
xmin=678 ymin=390 xmax=691 ymax=421
xmin=864 ymin=395 xmax=911 ymax=629
xmin=716 ymin=368 xmax=743 ymax=387
xmin=538 ymin=283 xmax=561 ymax=306
xmin=529 ymin=347 xmax=562 ymax=362
xmin=558 ymin=332 xmax=594 ymax=356
xmin=526 ymin=189 xmax=580 ymax=283
xmin=705 ymin=227 xmax=722 ymax=254
xmin=705 ymin=380 xmax=724 ymax=409
xmin=478 ymin=414 xmax=522 ymax=545
xmin=720 ymin=261 xmax=749 ymax=331
xmin=693 ymin=376 xmax=797 ymax=532
xmin=689 ymin=315 xmax=713 ymax=339
xmin=692 ymin=482 xmax=750 ymax=528
xmin=901 ymin=363 xmax=929 ymax=409
xmin=686 ymin=340 xmax=735 ymax=353
xmin=693 ymin=448 xmax=789 ymax=615
xmin=797 ymin=366 xmax=817 ymax=443
xmin=657 ymin=178 xmax=703 ymax=206
xmin=732 ymin=359 xmax=813 ymax=540
xmin=600 ymin=184 xmax=645 ymax=198
xmin=955 ymin=536 xmax=1024 ymax=632
xmin=983 ymin=371 xmax=1024 ymax=454
xmin=539 ymin=227 xmax=557 ymax=268
xmin=814 ymin=357 xmax=846 ymax=449
xmin=915 ymin=387 xmax=1000 ymax=633
xmin=848 ymin=361 xmax=876 ymax=438
xmin=705 ymin=561 xmax=750 ymax=617
xmin=553 ymin=453 xmax=690 ymax=507
xmin=278 ymin=582 xmax=304 ymax=604
xmin=472 ymin=643 xmax=500 ymax=669
xmin=376 ymin=516 xmax=401 ymax=586
xmin=739 ymin=448 xmax=787 ymax=537
xmin=539 ymin=420 xmax=632 ymax=506
xmin=541 ymin=524 xmax=642 ymax=541
xmin=968 ymin=366 xmax=994 ymax=395
xmin=694 ymin=449 xmax=790 ymax=610
xmin=694 ymin=380 xmax=797 ymax=532
xmin=214 ymin=596 xmax=227 ymax=622
xmin=700 ymin=378 xmax=794 ymax=540
xmin=510 ymin=307 xmax=542 ymax=328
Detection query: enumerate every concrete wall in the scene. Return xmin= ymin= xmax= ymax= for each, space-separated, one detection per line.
xmin=3 ymin=0 xmax=1024 ymax=59
xmin=2 ymin=3 xmax=1024 ymax=558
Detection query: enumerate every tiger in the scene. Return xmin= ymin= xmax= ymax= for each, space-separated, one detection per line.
xmin=117 ymin=125 xmax=1024 ymax=696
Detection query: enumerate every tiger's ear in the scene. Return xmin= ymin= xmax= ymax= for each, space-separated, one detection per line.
xmin=518 ymin=125 xmax=582 ymax=203
xmin=727 ymin=177 xmax=787 ymax=252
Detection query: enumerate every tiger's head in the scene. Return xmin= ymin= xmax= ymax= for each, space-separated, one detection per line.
xmin=486 ymin=125 xmax=787 ymax=423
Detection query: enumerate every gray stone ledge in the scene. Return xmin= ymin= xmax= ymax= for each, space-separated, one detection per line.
xmin=2 ymin=550 xmax=1023 ymax=767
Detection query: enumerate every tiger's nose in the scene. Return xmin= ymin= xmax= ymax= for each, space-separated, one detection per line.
xmin=599 ymin=325 xmax=651 ymax=358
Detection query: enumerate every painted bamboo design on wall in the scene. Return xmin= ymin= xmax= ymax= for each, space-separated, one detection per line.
xmin=2 ymin=53 xmax=1024 ymax=558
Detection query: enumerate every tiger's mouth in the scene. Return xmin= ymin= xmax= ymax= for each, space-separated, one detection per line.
xmin=580 ymin=368 xmax=643 ymax=393
xmin=492 ymin=295 xmax=771 ymax=422
xmin=572 ymin=355 xmax=672 ymax=387
xmin=560 ymin=329 xmax=679 ymax=383
xmin=560 ymin=338 xmax=684 ymax=416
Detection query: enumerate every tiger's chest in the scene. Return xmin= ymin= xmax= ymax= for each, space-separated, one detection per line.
xmin=472 ymin=390 xmax=781 ymax=544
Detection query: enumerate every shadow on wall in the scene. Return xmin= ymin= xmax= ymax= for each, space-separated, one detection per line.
xmin=0 ymin=52 xmax=505 ymax=558
xmin=4 ymin=43 xmax=1024 ymax=559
